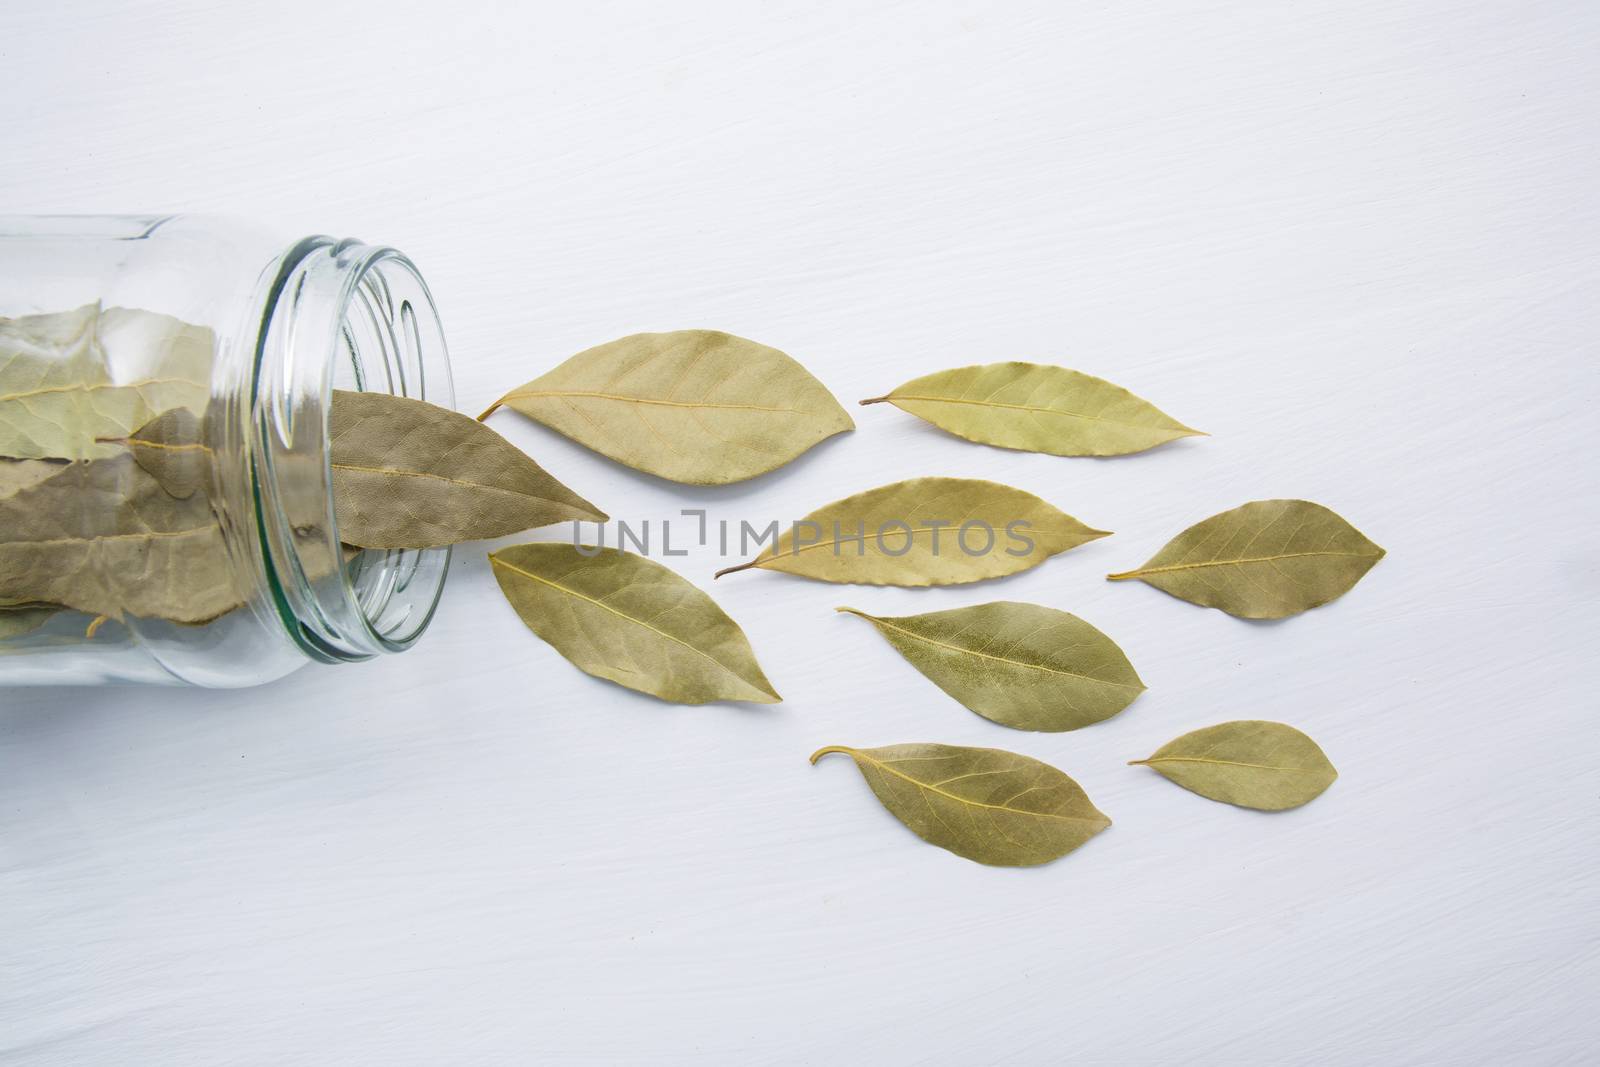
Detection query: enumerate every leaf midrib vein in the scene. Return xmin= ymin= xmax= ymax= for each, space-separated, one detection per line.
xmin=859 ymin=752 xmax=1105 ymax=825
xmin=758 ymin=516 xmax=1097 ymax=566
xmin=5 ymin=526 xmax=215 ymax=548
xmin=1142 ymin=756 xmax=1312 ymax=773
xmin=0 ymin=376 xmax=200 ymax=404
xmin=1113 ymin=549 xmax=1380 ymax=578
xmin=127 ymin=440 xmax=585 ymax=510
xmin=891 ymin=392 xmax=1138 ymax=426
xmin=861 ymin=614 xmax=1141 ymax=690
xmin=770 ymin=523 xmax=944 ymax=562
xmin=124 ymin=439 xmax=207 ymax=454
xmin=332 ymin=460 xmax=566 ymax=503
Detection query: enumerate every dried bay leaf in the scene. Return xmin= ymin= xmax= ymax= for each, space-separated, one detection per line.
xmin=837 ymin=602 xmax=1143 ymax=731
xmin=716 ymin=477 xmax=1108 ymax=585
xmin=0 ymin=304 xmax=212 ymax=460
xmin=115 ymin=392 xmax=608 ymax=546
xmin=0 ymin=454 xmax=239 ymax=622
xmin=122 ymin=408 xmax=209 ymax=498
xmin=479 ymin=330 xmax=853 ymax=484
xmin=1131 ymin=720 xmax=1337 ymax=810
xmin=863 ymin=362 xmax=1202 ymax=456
xmin=490 ymin=543 xmax=780 ymax=704
xmin=329 ymin=390 xmax=606 ymax=548
xmin=811 ymin=743 xmax=1110 ymax=866
xmin=1107 ymin=499 xmax=1385 ymax=619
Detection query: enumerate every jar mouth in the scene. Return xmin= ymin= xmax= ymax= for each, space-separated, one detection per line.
xmin=252 ymin=238 xmax=454 ymax=663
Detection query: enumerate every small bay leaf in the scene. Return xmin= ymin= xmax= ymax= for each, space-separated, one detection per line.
xmin=329 ymin=390 xmax=607 ymax=548
xmin=479 ymin=330 xmax=853 ymax=484
xmin=1131 ymin=720 xmax=1337 ymax=810
xmin=123 ymin=408 xmax=209 ymax=498
xmin=716 ymin=477 xmax=1108 ymax=585
xmin=490 ymin=543 xmax=780 ymax=704
xmin=863 ymin=362 xmax=1202 ymax=456
xmin=0 ymin=304 xmax=212 ymax=460
xmin=0 ymin=454 xmax=239 ymax=622
xmin=837 ymin=601 xmax=1143 ymax=731
xmin=1107 ymin=499 xmax=1385 ymax=619
xmin=811 ymin=742 xmax=1110 ymax=866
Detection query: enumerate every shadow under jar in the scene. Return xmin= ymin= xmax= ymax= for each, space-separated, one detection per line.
xmin=0 ymin=215 xmax=453 ymax=686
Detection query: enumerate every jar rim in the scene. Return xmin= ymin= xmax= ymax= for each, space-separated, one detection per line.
xmin=250 ymin=237 xmax=454 ymax=664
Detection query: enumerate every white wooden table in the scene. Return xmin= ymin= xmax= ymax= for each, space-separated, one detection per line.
xmin=3 ymin=2 xmax=1596 ymax=1062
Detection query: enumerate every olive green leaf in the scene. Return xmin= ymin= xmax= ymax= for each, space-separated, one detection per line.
xmin=329 ymin=390 xmax=607 ymax=548
xmin=862 ymin=362 xmax=1202 ymax=456
xmin=490 ymin=543 xmax=780 ymax=705
xmin=479 ymin=330 xmax=853 ymax=484
xmin=810 ymin=743 xmax=1110 ymax=866
xmin=0 ymin=458 xmax=68 ymax=499
xmin=0 ymin=603 xmax=59 ymax=639
xmin=1107 ymin=499 xmax=1385 ymax=619
xmin=837 ymin=602 xmax=1143 ymax=731
xmin=1130 ymin=720 xmax=1337 ymax=810
xmin=121 ymin=408 xmax=209 ymax=498
xmin=0 ymin=304 xmax=213 ymax=460
xmin=715 ymin=477 xmax=1108 ymax=585
xmin=0 ymin=455 xmax=239 ymax=622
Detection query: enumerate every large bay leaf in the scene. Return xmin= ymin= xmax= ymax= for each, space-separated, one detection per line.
xmin=490 ymin=543 xmax=780 ymax=704
xmin=0 ymin=304 xmax=213 ymax=460
xmin=811 ymin=742 xmax=1110 ymax=866
xmin=329 ymin=390 xmax=607 ymax=548
xmin=838 ymin=601 xmax=1143 ymax=731
xmin=716 ymin=477 xmax=1108 ymax=585
xmin=479 ymin=330 xmax=853 ymax=484
xmin=863 ymin=362 xmax=1202 ymax=456
xmin=1107 ymin=499 xmax=1385 ymax=619
xmin=0 ymin=454 xmax=239 ymax=622
xmin=1131 ymin=720 xmax=1337 ymax=810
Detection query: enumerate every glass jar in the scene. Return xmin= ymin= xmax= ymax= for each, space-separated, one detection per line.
xmin=0 ymin=215 xmax=453 ymax=686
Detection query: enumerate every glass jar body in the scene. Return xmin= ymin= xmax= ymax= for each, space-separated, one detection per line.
xmin=0 ymin=216 xmax=453 ymax=686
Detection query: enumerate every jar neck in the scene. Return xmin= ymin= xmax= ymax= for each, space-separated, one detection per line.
xmin=226 ymin=236 xmax=454 ymax=664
